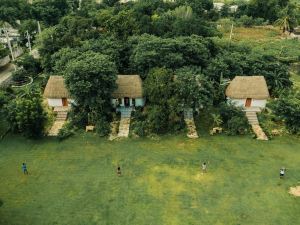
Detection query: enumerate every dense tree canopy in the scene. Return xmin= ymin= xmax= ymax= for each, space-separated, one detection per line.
xmin=5 ymin=87 xmax=47 ymax=138
xmin=63 ymin=52 xmax=117 ymax=130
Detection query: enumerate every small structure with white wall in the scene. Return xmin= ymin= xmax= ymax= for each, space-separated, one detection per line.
xmin=111 ymin=75 xmax=145 ymax=109
xmin=43 ymin=76 xmax=74 ymax=107
xmin=226 ymin=76 xmax=270 ymax=109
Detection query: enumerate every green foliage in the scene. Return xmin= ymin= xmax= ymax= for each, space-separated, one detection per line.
xmin=130 ymin=35 xmax=215 ymax=76
xmin=57 ymin=122 xmax=75 ymax=141
xmin=63 ymin=51 xmax=117 ymax=130
xmin=268 ymin=90 xmax=300 ymax=134
xmin=18 ymin=19 xmax=39 ymax=45
xmin=143 ymin=68 xmax=184 ymax=134
xmin=0 ymin=0 xmax=30 ymax=25
xmin=5 ymin=87 xmax=47 ymax=138
xmin=12 ymin=69 xmax=27 ymax=82
xmin=174 ymin=66 xmax=214 ymax=109
xmin=16 ymin=54 xmax=42 ymax=77
xmin=31 ymin=0 xmax=70 ymax=26
xmin=95 ymin=116 xmax=111 ymax=136
xmin=219 ymin=102 xmax=249 ymax=135
xmin=0 ymin=46 xmax=9 ymax=59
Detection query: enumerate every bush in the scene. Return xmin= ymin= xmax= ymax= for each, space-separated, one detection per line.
xmin=57 ymin=123 xmax=75 ymax=141
xmin=237 ymin=15 xmax=255 ymax=27
xmin=95 ymin=117 xmax=110 ymax=137
xmin=220 ymin=102 xmax=249 ymax=135
xmin=132 ymin=121 xmax=147 ymax=137
xmin=227 ymin=116 xmax=249 ymax=135
xmin=16 ymin=54 xmax=42 ymax=77
xmin=0 ymin=47 xmax=9 ymax=59
xmin=268 ymin=90 xmax=300 ymax=134
xmin=12 ymin=69 xmax=27 ymax=82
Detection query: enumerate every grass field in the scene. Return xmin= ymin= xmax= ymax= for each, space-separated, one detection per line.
xmin=0 ymin=134 xmax=299 ymax=225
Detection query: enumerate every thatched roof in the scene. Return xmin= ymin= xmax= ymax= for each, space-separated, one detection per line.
xmin=112 ymin=75 xmax=143 ymax=98
xmin=226 ymin=76 xmax=270 ymax=99
xmin=43 ymin=76 xmax=71 ymax=98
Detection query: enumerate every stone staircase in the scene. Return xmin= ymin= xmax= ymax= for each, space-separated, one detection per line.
xmin=117 ymin=107 xmax=132 ymax=138
xmin=245 ymin=111 xmax=259 ymax=125
xmin=244 ymin=108 xmax=268 ymax=141
xmin=48 ymin=107 xmax=69 ymax=136
xmin=184 ymin=108 xmax=199 ymax=139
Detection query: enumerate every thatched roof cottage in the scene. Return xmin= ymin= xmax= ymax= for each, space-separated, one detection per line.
xmin=226 ymin=76 xmax=270 ymax=109
xmin=43 ymin=76 xmax=74 ymax=107
xmin=112 ymin=75 xmax=145 ymax=108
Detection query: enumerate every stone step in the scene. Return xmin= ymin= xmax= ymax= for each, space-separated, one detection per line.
xmin=48 ymin=121 xmax=65 ymax=136
xmin=252 ymin=124 xmax=268 ymax=140
xmin=184 ymin=108 xmax=198 ymax=139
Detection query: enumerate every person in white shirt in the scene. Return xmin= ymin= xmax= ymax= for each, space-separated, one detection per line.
xmin=280 ymin=168 xmax=285 ymax=179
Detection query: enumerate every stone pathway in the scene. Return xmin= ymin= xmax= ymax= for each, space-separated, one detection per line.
xmin=48 ymin=121 xmax=65 ymax=136
xmin=48 ymin=107 xmax=69 ymax=136
xmin=116 ymin=107 xmax=132 ymax=138
xmin=245 ymin=109 xmax=268 ymax=141
xmin=184 ymin=108 xmax=199 ymax=139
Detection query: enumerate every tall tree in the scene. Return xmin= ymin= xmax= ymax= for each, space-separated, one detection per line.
xmin=174 ymin=66 xmax=214 ymax=110
xmin=6 ymin=87 xmax=47 ymax=138
xmin=63 ymin=52 xmax=117 ymax=130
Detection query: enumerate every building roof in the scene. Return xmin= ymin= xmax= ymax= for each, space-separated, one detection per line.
xmin=112 ymin=75 xmax=143 ymax=98
xmin=226 ymin=76 xmax=270 ymax=99
xmin=43 ymin=76 xmax=71 ymax=99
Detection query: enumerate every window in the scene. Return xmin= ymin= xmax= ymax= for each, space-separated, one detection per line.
xmin=132 ymin=98 xmax=135 ymax=106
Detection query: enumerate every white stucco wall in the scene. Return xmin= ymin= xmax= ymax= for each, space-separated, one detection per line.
xmin=228 ymin=98 xmax=267 ymax=108
xmin=251 ymin=99 xmax=267 ymax=108
xmin=48 ymin=98 xmax=63 ymax=107
xmin=47 ymin=98 xmax=74 ymax=107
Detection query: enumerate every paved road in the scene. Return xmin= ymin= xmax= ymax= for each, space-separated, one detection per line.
xmin=0 ymin=64 xmax=16 ymax=86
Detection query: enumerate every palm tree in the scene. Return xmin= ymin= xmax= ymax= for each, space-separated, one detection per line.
xmin=274 ymin=6 xmax=298 ymax=33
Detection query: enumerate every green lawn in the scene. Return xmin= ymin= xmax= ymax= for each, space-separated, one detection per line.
xmin=0 ymin=134 xmax=299 ymax=225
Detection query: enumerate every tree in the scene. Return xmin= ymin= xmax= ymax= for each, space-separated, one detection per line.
xmin=16 ymin=54 xmax=42 ymax=76
xmin=6 ymin=87 xmax=47 ymax=138
xmin=275 ymin=4 xmax=299 ymax=33
xmin=63 ymin=52 xmax=117 ymax=131
xmin=0 ymin=0 xmax=30 ymax=25
xmin=31 ymin=0 xmax=70 ymax=26
xmin=143 ymin=68 xmax=183 ymax=134
xmin=174 ymin=66 xmax=214 ymax=110
xmin=51 ymin=47 xmax=81 ymax=73
xmin=247 ymin=55 xmax=292 ymax=95
xmin=130 ymin=34 xmax=214 ymax=76
xmin=269 ymin=90 xmax=300 ymax=134
xmin=18 ymin=19 xmax=39 ymax=46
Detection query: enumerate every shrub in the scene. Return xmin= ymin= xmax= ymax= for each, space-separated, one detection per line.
xmin=237 ymin=15 xmax=255 ymax=27
xmin=268 ymin=90 xmax=300 ymax=134
xmin=12 ymin=69 xmax=27 ymax=82
xmin=95 ymin=117 xmax=110 ymax=137
xmin=227 ymin=116 xmax=249 ymax=135
xmin=16 ymin=54 xmax=42 ymax=77
xmin=57 ymin=123 xmax=75 ymax=141
xmin=220 ymin=102 xmax=249 ymax=135
xmin=132 ymin=121 xmax=147 ymax=137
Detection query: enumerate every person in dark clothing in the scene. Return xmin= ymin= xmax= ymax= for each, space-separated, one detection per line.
xmin=22 ymin=163 xmax=28 ymax=175
xmin=117 ymin=166 xmax=121 ymax=176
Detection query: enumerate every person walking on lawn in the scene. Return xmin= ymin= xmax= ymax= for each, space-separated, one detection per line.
xmin=280 ymin=167 xmax=285 ymax=179
xmin=202 ymin=162 xmax=207 ymax=174
xmin=22 ymin=163 xmax=28 ymax=175
xmin=117 ymin=165 xmax=121 ymax=176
